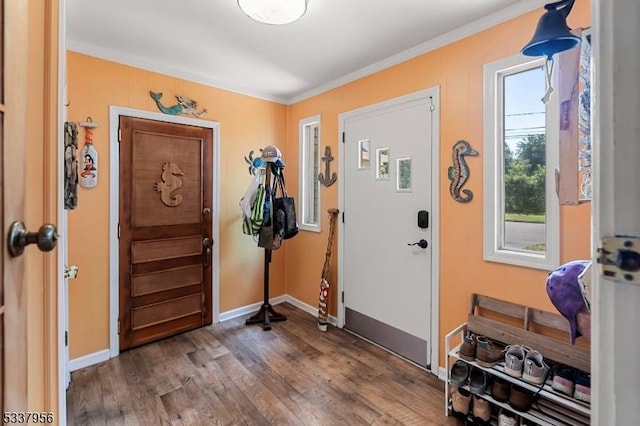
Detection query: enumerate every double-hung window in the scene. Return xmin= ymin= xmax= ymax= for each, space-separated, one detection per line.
xmin=483 ymin=55 xmax=560 ymax=270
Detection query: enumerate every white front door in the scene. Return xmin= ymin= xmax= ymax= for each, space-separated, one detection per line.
xmin=341 ymin=89 xmax=437 ymax=367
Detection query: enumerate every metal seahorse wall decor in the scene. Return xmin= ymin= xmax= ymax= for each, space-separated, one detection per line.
xmin=318 ymin=146 xmax=337 ymax=186
xmin=150 ymin=91 xmax=207 ymax=117
xmin=448 ymin=140 xmax=479 ymax=203
xmin=154 ymin=162 xmax=185 ymax=207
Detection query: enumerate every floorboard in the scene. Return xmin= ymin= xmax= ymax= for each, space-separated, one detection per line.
xmin=67 ymin=303 xmax=462 ymax=425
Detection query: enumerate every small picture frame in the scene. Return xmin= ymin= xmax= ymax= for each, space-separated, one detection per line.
xmin=397 ymin=157 xmax=412 ymax=192
xmin=376 ymin=147 xmax=390 ymax=180
xmin=358 ymin=139 xmax=370 ymax=169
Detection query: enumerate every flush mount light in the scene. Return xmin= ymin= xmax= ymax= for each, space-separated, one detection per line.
xmin=238 ymin=0 xmax=308 ymax=25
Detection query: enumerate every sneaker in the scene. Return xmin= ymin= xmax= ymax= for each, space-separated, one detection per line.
xmin=573 ymin=371 xmax=591 ymax=403
xmin=469 ymin=367 xmax=488 ymax=395
xmin=450 ymin=385 xmax=471 ymax=417
xmin=472 ymin=394 xmax=491 ymax=423
xmin=476 ymin=336 xmax=505 ymax=367
xmin=552 ymin=364 xmax=577 ymax=396
xmin=498 ymin=408 xmax=518 ymax=426
xmin=459 ymin=332 xmax=477 ymax=361
xmin=450 ymin=360 xmax=470 ymax=386
xmin=504 ymin=345 xmax=526 ymax=378
xmin=522 ymin=350 xmax=550 ymax=385
xmin=509 ymin=384 xmax=534 ymax=412
xmin=491 ymin=375 xmax=511 ymax=402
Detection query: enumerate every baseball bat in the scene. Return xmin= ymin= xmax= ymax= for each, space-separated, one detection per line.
xmin=318 ymin=208 xmax=340 ymax=331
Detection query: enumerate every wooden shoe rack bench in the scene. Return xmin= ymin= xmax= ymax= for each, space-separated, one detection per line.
xmin=444 ymin=294 xmax=590 ymax=425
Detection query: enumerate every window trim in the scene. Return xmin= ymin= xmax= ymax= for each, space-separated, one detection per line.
xmin=298 ymin=115 xmax=322 ymax=233
xmin=483 ymin=54 xmax=560 ymax=271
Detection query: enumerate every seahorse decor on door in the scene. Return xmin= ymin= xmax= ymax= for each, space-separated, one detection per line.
xmin=448 ymin=140 xmax=479 ymax=203
xmin=79 ymin=117 xmax=99 ymax=188
xmin=154 ymin=162 xmax=185 ymax=207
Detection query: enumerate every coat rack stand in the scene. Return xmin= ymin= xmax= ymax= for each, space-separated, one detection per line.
xmin=245 ymin=248 xmax=287 ymax=330
xmin=245 ymin=164 xmax=287 ymax=331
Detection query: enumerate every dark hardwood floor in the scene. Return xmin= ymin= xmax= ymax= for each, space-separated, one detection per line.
xmin=67 ymin=303 xmax=461 ymax=425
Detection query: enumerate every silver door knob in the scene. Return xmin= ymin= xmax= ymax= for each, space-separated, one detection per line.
xmin=7 ymin=221 xmax=58 ymax=257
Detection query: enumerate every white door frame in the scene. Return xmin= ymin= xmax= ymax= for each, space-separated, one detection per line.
xmin=108 ymin=106 xmax=221 ymax=357
xmin=337 ymin=87 xmax=441 ymax=375
xmin=57 ymin=0 xmax=68 ymax=423
xmin=592 ymin=1 xmax=640 ymax=424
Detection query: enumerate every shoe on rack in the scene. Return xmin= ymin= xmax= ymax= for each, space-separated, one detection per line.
xmin=450 ymin=385 xmax=471 ymax=417
xmin=497 ymin=408 xmax=518 ymax=426
xmin=573 ymin=370 xmax=591 ymax=403
xmin=476 ymin=336 xmax=505 ymax=367
xmin=450 ymin=360 xmax=470 ymax=387
xmin=504 ymin=345 xmax=526 ymax=378
xmin=508 ymin=384 xmax=534 ymax=412
xmin=460 ymin=332 xmax=477 ymax=361
xmin=469 ymin=367 xmax=488 ymax=395
xmin=491 ymin=375 xmax=511 ymax=402
xmin=551 ymin=364 xmax=577 ymax=396
xmin=522 ymin=349 xmax=550 ymax=385
xmin=472 ymin=394 xmax=492 ymax=423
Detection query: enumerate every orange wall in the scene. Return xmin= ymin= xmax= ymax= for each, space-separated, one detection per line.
xmin=286 ymin=2 xmax=592 ymax=364
xmin=68 ymin=3 xmax=591 ymax=364
xmin=66 ymin=53 xmax=287 ymax=358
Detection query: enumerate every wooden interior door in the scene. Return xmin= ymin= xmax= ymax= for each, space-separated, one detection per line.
xmin=3 ymin=0 xmax=29 ymax=410
xmin=119 ymin=116 xmax=213 ymax=351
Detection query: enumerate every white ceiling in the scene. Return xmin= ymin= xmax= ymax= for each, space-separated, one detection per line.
xmin=65 ymin=0 xmax=546 ymax=104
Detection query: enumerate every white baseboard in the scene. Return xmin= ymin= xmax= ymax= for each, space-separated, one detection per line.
xmin=69 ymin=349 xmax=111 ymax=372
xmin=218 ymin=294 xmax=287 ymax=322
xmin=285 ymin=294 xmax=338 ymax=327
xmin=439 ymin=366 xmax=447 ymax=382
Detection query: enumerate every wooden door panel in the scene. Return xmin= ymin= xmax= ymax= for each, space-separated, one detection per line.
xmin=132 ymin=265 xmax=203 ymax=297
xmin=132 ymin=132 xmax=202 ymax=227
xmin=132 ymin=294 xmax=202 ymax=329
xmin=120 ymin=116 xmax=213 ymax=350
xmin=132 ymin=236 xmax=202 ymax=263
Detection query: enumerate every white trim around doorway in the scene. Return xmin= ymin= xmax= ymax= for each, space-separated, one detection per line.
xmin=336 ymin=87 xmax=441 ymax=376
xmin=108 ymin=106 xmax=221 ymax=357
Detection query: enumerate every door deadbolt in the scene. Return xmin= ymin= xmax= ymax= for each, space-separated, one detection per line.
xmin=7 ymin=221 xmax=58 ymax=257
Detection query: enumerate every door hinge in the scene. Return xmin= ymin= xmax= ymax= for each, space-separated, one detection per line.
xmin=118 ymin=128 xmax=121 ymax=143
xmin=65 ymin=331 xmax=68 ymax=347
xmin=342 ymin=212 xmax=345 ymax=223
xmin=118 ymin=223 xmax=121 ymax=239
xmin=117 ymin=318 xmax=121 ymax=335
xmin=341 ymin=291 xmax=344 ymax=303
xmin=342 ymin=132 xmax=345 ymax=143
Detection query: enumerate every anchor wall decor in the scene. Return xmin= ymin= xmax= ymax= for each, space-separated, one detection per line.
xmin=318 ymin=146 xmax=337 ymax=187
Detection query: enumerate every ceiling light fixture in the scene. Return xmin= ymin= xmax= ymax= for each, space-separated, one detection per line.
xmin=238 ymin=0 xmax=308 ymax=25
